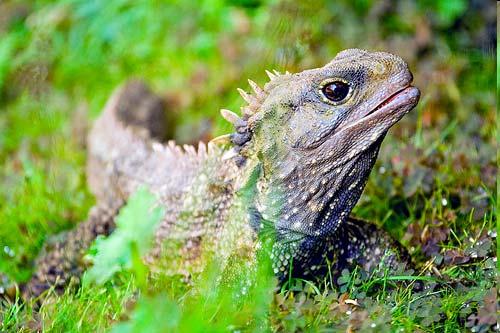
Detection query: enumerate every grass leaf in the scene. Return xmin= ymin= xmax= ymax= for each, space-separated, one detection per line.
xmin=83 ymin=187 xmax=164 ymax=285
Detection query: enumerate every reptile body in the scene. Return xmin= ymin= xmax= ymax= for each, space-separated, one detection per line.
xmin=25 ymin=49 xmax=420 ymax=298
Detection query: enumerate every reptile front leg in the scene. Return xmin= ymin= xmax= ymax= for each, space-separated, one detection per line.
xmin=335 ymin=217 xmax=410 ymax=274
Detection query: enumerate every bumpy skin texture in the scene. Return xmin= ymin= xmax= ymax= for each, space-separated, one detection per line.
xmin=24 ymin=49 xmax=419 ymax=298
xmin=25 ymin=202 xmax=122 ymax=298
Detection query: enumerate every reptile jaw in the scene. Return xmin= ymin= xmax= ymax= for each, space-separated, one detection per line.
xmin=336 ymin=85 xmax=420 ymax=136
xmin=366 ymin=86 xmax=415 ymax=117
xmin=365 ymin=85 xmax=419 ymax=119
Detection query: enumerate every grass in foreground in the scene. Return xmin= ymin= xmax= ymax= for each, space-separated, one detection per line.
xmin=2 ymin=186 xmax=496 ymax=332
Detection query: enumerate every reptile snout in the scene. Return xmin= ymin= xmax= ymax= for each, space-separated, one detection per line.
xmin=376 ymin=52 xmax=414 ymax=88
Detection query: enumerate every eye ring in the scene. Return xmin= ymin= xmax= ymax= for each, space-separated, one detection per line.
xmin=318 ymin=78 xmax=352 ymax=105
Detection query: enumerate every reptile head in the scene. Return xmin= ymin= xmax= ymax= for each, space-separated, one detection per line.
xmin=220 ymin=49 xmax=419 ymax=276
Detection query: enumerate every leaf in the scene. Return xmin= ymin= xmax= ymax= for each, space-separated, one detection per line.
xmin=111 ymin=293 xmax=180 ymax=333
xmin=435 ymin=0 xmax=467 ymax=27
xmin=443 ymin=249 xmax=470 ymax=265
xmin=466 ymin=288 xmax=498 ymax=332
xmin=83 ymin=187 xmax=164 ymax=285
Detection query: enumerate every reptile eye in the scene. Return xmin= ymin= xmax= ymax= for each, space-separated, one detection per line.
xmin=320 ymin=79 xmax=351 ymax=104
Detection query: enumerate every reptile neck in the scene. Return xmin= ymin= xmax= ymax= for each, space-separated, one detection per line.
xmin=252 ymin=138 xmax=384 ymax=240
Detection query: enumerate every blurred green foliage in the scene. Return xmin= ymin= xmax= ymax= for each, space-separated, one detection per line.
xmin=0 ymin=0 xmax=496 ymax=332
xmin=84 ymin=187 xmax=164 ymax=286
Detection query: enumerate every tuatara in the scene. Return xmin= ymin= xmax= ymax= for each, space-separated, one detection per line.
xmin=24 ymin=49 xmax=420 ymax=298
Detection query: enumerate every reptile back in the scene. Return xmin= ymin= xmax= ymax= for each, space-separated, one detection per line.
xmin=25 ymin=81 xmax=244 ymax=298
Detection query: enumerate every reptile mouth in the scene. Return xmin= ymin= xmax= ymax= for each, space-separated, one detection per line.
xmin=366 ymin=86 xmax=419 ymax=118
xmin=337 ymin=85 xmax=420 ymax=135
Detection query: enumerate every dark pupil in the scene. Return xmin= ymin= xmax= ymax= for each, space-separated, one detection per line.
xmin=322 ymin=81 xmax=350 ymax=102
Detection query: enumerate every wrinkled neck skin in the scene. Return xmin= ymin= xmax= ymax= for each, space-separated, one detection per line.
xmin=253 ymin=138 xmax=383 ymax=239
xmin=247 ymin=98 xmax=384 ymax=238
xmin=247 ymin=118 xmax=386 ymax=278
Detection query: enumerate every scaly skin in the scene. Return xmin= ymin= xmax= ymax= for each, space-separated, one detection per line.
xmin=24 ymin=49 xmax=420 ymax=298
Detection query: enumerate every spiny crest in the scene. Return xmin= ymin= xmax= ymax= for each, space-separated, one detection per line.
xmin=211 ymin=69 xmax=292 ymax=166
xmin=238 ymin=79 xmax=267 ymax=117
xmin=150 ymin=139 xmax=221 ymax=162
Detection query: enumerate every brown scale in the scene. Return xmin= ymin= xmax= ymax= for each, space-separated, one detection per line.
xmin=23 ymin=201 xmax=123 ymax=299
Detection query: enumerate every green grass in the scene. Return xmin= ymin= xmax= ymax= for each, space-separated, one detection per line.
xmin=0 ymin=0 xmax=496 ymax=332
